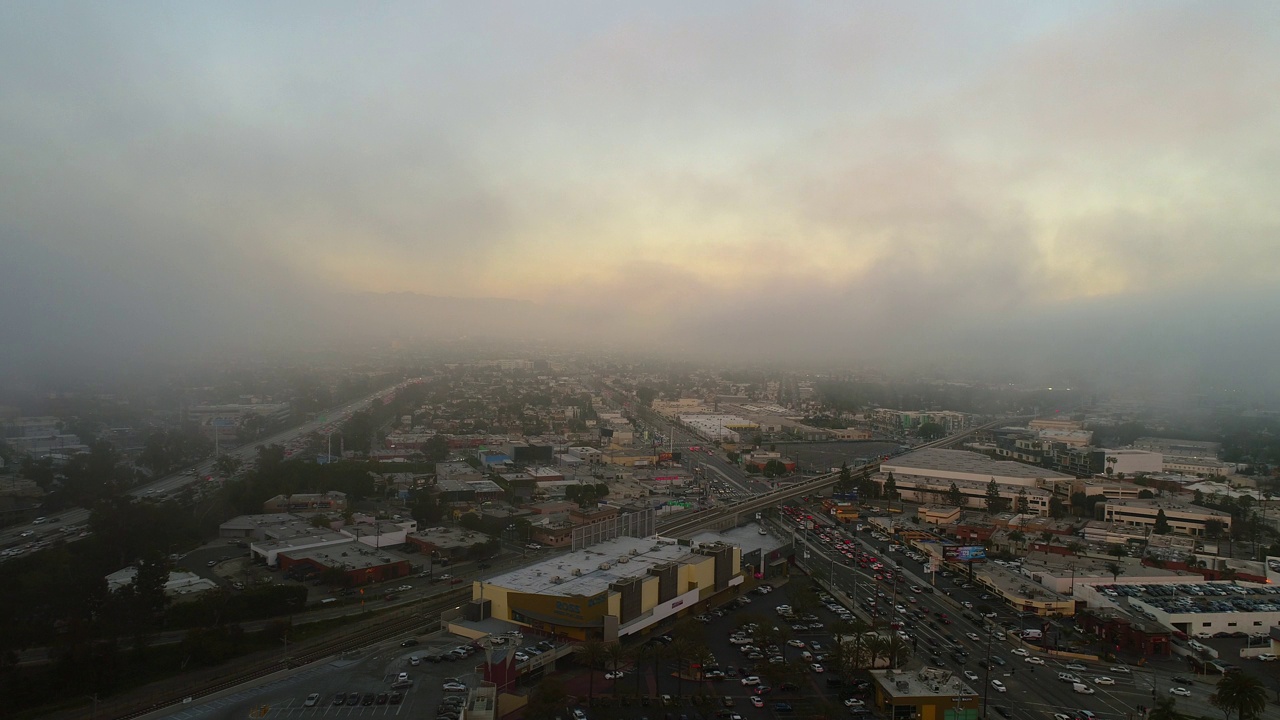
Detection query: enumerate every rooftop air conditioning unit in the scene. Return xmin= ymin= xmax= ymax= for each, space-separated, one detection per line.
xmin=551 ymin=576 xmax=563 ymax=584
xmin=572 ymin=568 xmax=582 ymax=576
xmin=629 ymin=548 xmax=639 ymax=556
xmin=618 ymin=556 xmax=629 ymax=563
xmin=599 ymin=563 xmax=611 ymax=570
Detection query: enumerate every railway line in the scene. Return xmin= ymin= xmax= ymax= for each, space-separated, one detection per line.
xmin=655 ymin=418 xmax=1013 ymax=538
xmin=102 ymin=587 xmax=472 ymax=720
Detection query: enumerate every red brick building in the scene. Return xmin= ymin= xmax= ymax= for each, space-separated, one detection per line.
xmin=1077 ymin=609 xmax=1171 ymax=658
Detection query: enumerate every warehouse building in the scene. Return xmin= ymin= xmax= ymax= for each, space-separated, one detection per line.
xmin=461 ymin=535 xmax=743 ymax=642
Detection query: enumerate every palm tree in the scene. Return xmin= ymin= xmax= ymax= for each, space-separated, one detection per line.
xmin=1147 ymin=695 xmax=1184 ymax=720
xmin=632 ymin=642 xmax=654 ymax=697
xmin=1212 ymin=671 xmax=1268 ymax=720
xmin=604 ymin=641 xmax=626 ymax=693
xmin=575 ymin=640 xmax=607 ymax=707
xmin=1103 ymin=561 xmax=1124 ymax=583
xmin=1008 ymin=530 xmax=1026 ymax=553
xmin=671 ymin=638 xmax=692 ymax=700
xmin=864 ymin=635 xmax=891 ymax=668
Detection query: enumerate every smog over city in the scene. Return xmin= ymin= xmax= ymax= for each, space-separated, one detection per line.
xmin=2 ymin=4 xmax=1280 ymax=720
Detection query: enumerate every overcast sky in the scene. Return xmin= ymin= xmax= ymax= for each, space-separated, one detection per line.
xmin=2 ymin=2 xmax=1279 ymax=395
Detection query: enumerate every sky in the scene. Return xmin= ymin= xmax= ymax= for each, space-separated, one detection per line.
xmin=2 ymin=2 xmax=1279 ymax=395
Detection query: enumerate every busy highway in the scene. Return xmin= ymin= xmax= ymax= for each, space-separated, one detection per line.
xmin=782 ymin=503 xmax=1223 ymax=720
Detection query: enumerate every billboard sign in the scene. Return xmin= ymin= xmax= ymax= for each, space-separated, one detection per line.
xmin=943 ymin=545 xmax=987 ymax=563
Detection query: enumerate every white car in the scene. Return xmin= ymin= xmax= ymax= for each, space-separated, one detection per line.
xmin=1024 ymin=656 xmax=1045 ymax=665
xmin=811 ymin=663 xmax=825 ymax=673
xmin=991 ymin=680 xmax=1007 ymax=693
xmin=1011 ymin=648 xmax=1029 ymax=657
xmin=964 ymin=670 xmax=979 ymax=681
xmin=1170 ymin=687 xmax=1191 ymax=697
xmin=572 ymin=710 xmax=588 ymax=720
xmin=845 ymin=698 xmax=865 ymax=708
xmin=1110 ymin=665 xmax=1131 ymax=674
xmin=741 ymin=676 xmax=761 ymax=686
xmin=966 ymin=633 xmax=981 ymax=642
xmin=1064 ymin=663 xmax=1087 ymax=672
xmin=304 ymin=693 xmax=321 ymax=707
xmin=962 ymin=601 xmax=973 ymax=609
xmin=442 ymin=682 xmax=467 ymax=692
xmin=1258 ymin=653 xmax=1278 ymax=662
xmin=1094 ymin=676 xmax=1115 ymax=685
xmin=787 ymin=639 xmax=806 ymax=648
xmin=1193 ymin=631 xmax=1213 ymax=639
xmin=1074 ymin=685 xmax=1096 ymax=695
xmin=604 ymin=670 xmax=624 ymax=679
xmin=397 ymin=672 xmax=410 ymax=682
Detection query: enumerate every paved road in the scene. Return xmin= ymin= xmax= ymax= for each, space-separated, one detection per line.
xmin=0 ymin=383 xmax=410 ymax=556
xmin=784 ymin=506 xmax=1240 ymax=720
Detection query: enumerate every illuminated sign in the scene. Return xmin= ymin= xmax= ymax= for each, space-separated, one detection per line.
xmin=943 ymin=545 xmax=986 ymax=563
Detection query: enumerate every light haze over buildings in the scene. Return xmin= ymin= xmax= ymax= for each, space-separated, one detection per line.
xmin=2 ymin=2 xmax=1279 ymax=396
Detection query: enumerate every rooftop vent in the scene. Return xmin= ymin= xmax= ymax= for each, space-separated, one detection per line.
xmin=572 ymin=568 xmax=582 ymax=576
xmin=599 ymin=563 xmax=611 ymax=570
xmin=551 ymin=576 xmax=563 ymax=584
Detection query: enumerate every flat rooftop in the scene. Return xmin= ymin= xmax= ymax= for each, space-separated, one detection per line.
xmin=977 ymin=562 xmax=1070 ymax=603
xmin=483 ymin=536 xmax=699 ymax=597
xmin=884 ymin=448 xmax=1072 ymax=480
xmin=691 ymin=523 xmax=787 ymax=556
xmin=284 ymin=542 xmax=415 ymax=570
xmin=871 ymin=668 xmax=976 ymax=699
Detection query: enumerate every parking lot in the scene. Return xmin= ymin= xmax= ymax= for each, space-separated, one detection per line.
xmin=158 ymin=635 xmax=483 ymax=720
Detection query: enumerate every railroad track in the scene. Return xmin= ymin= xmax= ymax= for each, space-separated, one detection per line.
xmin=109 ymin=588 xmax=471 ymax=720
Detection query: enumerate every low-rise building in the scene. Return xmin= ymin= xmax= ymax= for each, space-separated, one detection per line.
xmin=916 ymin=506 xmax=961 ymax=525
xmin=464 ymin=535 xmax=743 ymax=642
xmin=277 ymin=542 xmax=414 ymax=586
xmin=1102 ymin=499 xmax=1232 ymax=537
xmin=870 ymin=667 xmax=978 ymax=720
xmin=262 ymin=491 xmax=347 ymax=514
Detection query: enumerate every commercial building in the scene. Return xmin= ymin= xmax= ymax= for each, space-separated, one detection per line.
xmin=870 ymin=410 xmax=972 ymax=436
xmin=882 ymin=449 xmax=1072 ymax=489
xmin=1075 ymin=609 xmax=1172 ymax=657
xmin=187 ymin=402 xmax=291 ymax=443
xmin=1162 ymin=457 xmax=1234 ymax=477
xmin=873 ymin=472 xmax=1054 ymax=516
xmin=465 ymin=535 xmax=743 ymax=642
xmin=262 ymin=491 xmax=348 ymax=514
xmin=679 ymin=414 xmax=758 ymax=443
xmin=1123 ymin=582 xmax=1280 ymax=639
xmin=1102 ymin=499 xmax=1232 ymax=537
xmin=1133 ymin=437 xmax=1220 ymax=459
xmin=405 ymin=526 xmax=489 ymax=560
xmin=1100 ymin=449 xmax=1164 ymax=477
xmin=916 ymin=506 xmax=961 ymax=525
xmin=276 ymin=543 xmax=414 ymax=586
xmin=870 ymin=668 xmax=978 ymax=720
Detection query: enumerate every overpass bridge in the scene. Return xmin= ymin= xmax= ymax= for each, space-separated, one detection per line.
xmin=654 ymin=417 xmax=1016 ymax=538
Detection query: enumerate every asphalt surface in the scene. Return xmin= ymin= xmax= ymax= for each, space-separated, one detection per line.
xmin=785 ymin=504 xmax=1259 ymax=720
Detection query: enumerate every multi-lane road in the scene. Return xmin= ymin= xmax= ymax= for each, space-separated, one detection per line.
xmin=786 ymin=505 xmax=1225 ymax=720
xmin=0 ymin=382 xmax=410 ymax=553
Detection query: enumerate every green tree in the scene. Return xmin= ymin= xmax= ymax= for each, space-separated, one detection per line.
xmin=525 ymin=675 xmax=570 ymax=717
xmin=1049 ymin=495 xmax=1067 ymax=519
xmin=1139 ymin=488 xmax=1156 ymax=499
xmin=576 ymin=639 xmax=608 ymax=706
xmin=947 ymin=482 xmax=965 ymax=507
xmin=636 ymin=387 xmax=658 ymax=407
xmin=917 ymin=422 xmax=945 ymax=440
xmin=1211 ymin=669 xmax=1268 ymax=720
xmin=883 ymin=473 xmax=898 ymax=512
xmin=985 ymin=478 xmax=1005 ymax=514
xmin=1016 ymin=488 xmax=1030 ymax=515
xmin=763 ymin=459 xmax=788 ymax=478
xmin=604 ymin=641 xmax=626 ymax=690
xmin=835 ymin=462 xmax=853 ymax=493
xmin=1154 ymin=509 xmax=1171 ymax=534
xmin=1103 ymin=561 xmax=1124 ymax=583
xmin=1008 ymin=530 xmax=1026 ymax=552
